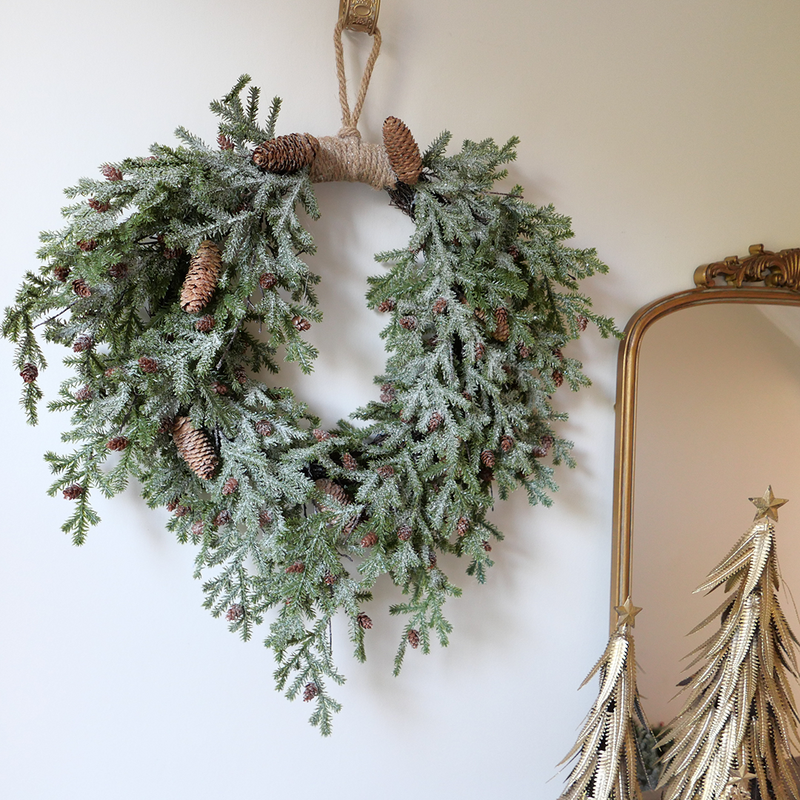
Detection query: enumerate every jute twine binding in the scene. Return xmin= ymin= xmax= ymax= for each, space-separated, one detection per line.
xmin=309 ymin=20 xmax=396 ymax=190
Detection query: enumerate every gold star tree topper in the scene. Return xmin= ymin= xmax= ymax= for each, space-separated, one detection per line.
xmin=614 ymin=596 xmax=642 ymax=627
xmin=749 ymin=486 xmax=788 ymax=522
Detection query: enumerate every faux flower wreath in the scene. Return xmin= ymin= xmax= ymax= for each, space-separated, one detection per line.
xmin=4 ymin=73 xmax=616 ymax=733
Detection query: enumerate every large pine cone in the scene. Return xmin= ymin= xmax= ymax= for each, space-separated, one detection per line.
xmin=494 ymin=308 xmax=510 ymax=342
xmin=252 ymin=133 xmax=319 ymax=174
xmin=180 ymin=240 xmax=222 ymax=313
xmin=383 ymin=117 xmax=423 ymax=185
xmin=172 ymin=416 xmax=218 ymax=480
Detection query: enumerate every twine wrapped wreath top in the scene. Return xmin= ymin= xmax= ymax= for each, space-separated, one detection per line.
xmin=4 ymin=28 xmax=617 ymax=734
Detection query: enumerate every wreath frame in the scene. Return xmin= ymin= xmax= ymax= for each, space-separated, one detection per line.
xmin=4 ymin=75 xmax=617 ymax=733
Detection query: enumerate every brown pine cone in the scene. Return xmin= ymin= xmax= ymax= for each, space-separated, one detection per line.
xmin=157 ymin=417 xmax=173 ymax=434
xmin=317 ymin=479 xmax=350 ymax=506
xmin=166 ymin=500 xmax=178 ymax=512
xmin=577 ymin=314 xmax=589 ymax=332
xmin=101 ymin=164 xmax=123 ymax=181
xmin=378 ymin=299 xmax=396 ymax=313
xmin=226 ymin=604 xmax=244 ymax=621
xmin=285 ymin=561 xmax=305 ymax=574
xmin=428 ymin=412 xmax=444 ymax=432
xmin=88 ymin=198 xmax=110 ymax=212
xmin=63 ymin=484 xmax=84 ymax=500
xmin=195 ymin=314 xmax=215 ymax=332
xmin=532 ymin=435 xmax=554 ymax=458
xmin=252 ymin=133 xmax=319 ymax=173
xmin=292 ymin=315 xmax=311 ymax=332
xmin=380 ymin=383 xmax=395 ymax=403
xmin=323 ymin=571 xmax=336 ymax=586
xmin=211 ymin=381 xmax=228 ymax=395
xmin=191 ymin=520 xmax=205 ymax=537
xmin=552 ymin=371 xmax=564 ymax=388
xmin=106 ymin=436 xmax=129 ymax=451
xmin=357 ymin=612 xmax=373 ymax=630
xmin=234 ymin=365 xmax=247 ymax=385
xmin=180 ymin=240 xmax=222 ymax=313
xmin=214 ymin=509 xmax=232 ymax=527
xmin=259 ymin=509 xmax=273 ymax=527
xmin=432 ymin=297 xmax=448 ymax=315
xmin=494 ymin=307 xmax=510 ymax=342
xmin=303 ymin=682 xmax=319 ymax=702
xmin=407 ymin=629 xmax=420 ymax=649
xmin=397 ymin=524 xmax=412 ymax=541
xmin=217 ymin=134 xmax=234 ymax=151
xmin=500 ymin=435 xmax=515 ymax=453
xmin=399 ymin=316 xmax=417 ymax=330
xmin=341 ymin=452 xmax=358 ymax=471
xmin=174 ymin=504 xmax=191 ymax=517
xmin=138 ymin=356 xmax=158 ymax=374
xmin=73 ymin=334 xmax=94 ymax=353
xmin=382 ymin=117 xmax=423 ymax=185
xmin=259 ymin=272 xmax=278 ymax=290
xmin=377 ymin=465 xmax=394 ymax=479
xmin=474 ymin=307 xmax=487 ymax=323
xmin=480 ymin=449 xmax=496 ymax=468
xmin=482 ymin=541 xmax=493 ymax=552
xmin=72 ymin=279 xmax=91 ymax=298
xmin=553 ymin=348 xmax=564 ymax=361
xmin=475 ymin=342 xmax=486 ymax=360
xmin=255 ymin=419 xmax=274 ymax=436
xmin=360 ymin=532 xmax=378 ymax=548
xmin=518 ymin=342 xmax=531 ymax=359
xmin=163 ymin=246 xmax=183 ymax=260
xmin=20 ymin=363 xmax=38 ymax=383
xmin=456 ymin=516 xmax=470 ymax=537
xmin=173 ymin=416 xmax=219 ymax=480
xmin=222 ymin=477 xmax=239 ymax=496
xmin=74 ymin=385 xmax=93 ymax=401
xmin=313 ymin=428 xmax=332 ymax=442
xmin=109 ymin=262 xmax=128 ymax=279
xmin=53 ymin=266 xmax=71 ymax=282
xmin=77 ymin=239 xmax=98 ymax=252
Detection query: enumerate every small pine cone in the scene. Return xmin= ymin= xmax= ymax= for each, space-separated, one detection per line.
xmin=507 ymin=245 xmax=520 ymax=260
xmin=479 ymin=466 xmax=493 ymax=483
xmin=72 ymin=278 xmax=91 ymax=298
xmin=292 ymin=315 xmax=311 ymax=332
xmin=252 ymin=132 xmax=319 ymax=173
xmin=377 ymin=465 xmax=394 ymax=479
xmin=157 ymin=417 xmax=173 ymax=434
xmin=303 ymin=682 xmax=319 ymax=702
xmin=106 ymin=436 xmax=129 ymax=451
xmin=380 ymin=383 xmax=395 ymax=403
xmin=104 ymin=367 xmax=118 ymax=379
xmin=397 ymin=524 xmax=412 ymax=541
xmin=518 ymin=342 xmax=531 ymax=359
xmin=285 ymin=561 xmax=305 ymax=574
xmin=341 ymin=452 xmax=358 ymax=471
xmin=407 ymin=629 xmax=420 ymax=649
xmin=317 ymin=479 xmax=350 ymax=506
xmin=360 ymin=532 xmax=378 ymax=548
xmin=174 ymin=504 xmax=190 ymax=517
xmin=217 ymin=134 xmax=234 ymax=151
xmin=138 ymin=356 xmax=158 ymax=374
xmin=494 ymin=308 xmax=510 ymax=342
xmin=357 ymin=612 xmax=373 ymax=630
xmin=313 ymin=428 xmax=332 ymax=442
xmin=378 ymin=299 xmax=396 ymax=313
xmin=474 ymin=307 xmax=487 ymax=323
xmin=552 ymin=371 xmax=564 ymax=388
xmin=383 ymin=117 xmax=423 ymax=185
xmin=226 ymin=604 xmax=244 ymax=621
xmin=77 ymin=239 xmax=98 ymax=252
xmin=234 ymin=365 xmax=247 ymax=385
xmin=462 ymin=391 xmax=472 ymax=401
xmin=482 ymin=541 xmax=493 ymax=552
xmin=259 ymin=272 xmax=278 ymax=290
xmin=500 ymin=435 xmax=515 ymax=453
xmin=222 ymin=477 xmax=239 ymax=496
xmin=72 ymin=334 xmax=94 ymax=353
xmin=323 ymin=571 xmax=336 ymax=586
xmin=191 ymin=520 xmax=205 ymax=537
xmin=20 ymin=363 xmax=38 ymax=383
xmin=53 ymin=265 xmax=71 ymax=282
xmin=399 ymin=316 xmax=417 ymax=330
xmin=259 ymin=509 xmax=273 ymax=528
xmin=214 ymin=509 xmax=232 ymax=527
xmin=163 ymin=246 xmax=183 ymax=260
xmin=427 ymin=411 xmax=444 ymax=432
xmin=63 ymin=484 xmax=84 ymax=500
xmin=432 ymin=297 xmax=448 ymax=315
xmin=101 ymin=164 xmax=123 ymax=181
xmin=553 ymin=348 xmax=564 ymax=361
xmin=532 ymin=435 xmax=554 ymax=458
xmin=256 ymin=419 xmax=274 ymax=436
xmin=475 ymin=342 xmax=486 ymax=360
xmin=74 ymin=385 xmax=92 ymax=401
xmin=109 ymin=262 xmax=128 ymax=279
xmin=195 ymin=314 xmax=215 ymax=332
xmin=173 ymin=416 xmax=219 ymax=480
xmin=577 ymin=314 xmax=589 ymax=332
xmin=166 ymin=499 xmax=178 ymax=512
xmin=211 ymin=381 xmax=229 ymax=395
xmin=456 ymin=516 xmax=470 ymax=537
xmin=180 ymin=240 xmax=222 ymax=313
xmin=88 ymin=198 xmax=110 ymax=212
xmin=428 ymin=551 xmax=438 ymax=569
xmin=480 ymin=449 xmax=496 ymax=468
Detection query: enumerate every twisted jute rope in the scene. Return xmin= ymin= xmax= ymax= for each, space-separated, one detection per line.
xmin=309 ymin=20 xmax=396 ymax=190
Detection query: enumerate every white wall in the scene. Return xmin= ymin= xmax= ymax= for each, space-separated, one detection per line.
xmin=2 ymin=1 xmax=800 ymax=798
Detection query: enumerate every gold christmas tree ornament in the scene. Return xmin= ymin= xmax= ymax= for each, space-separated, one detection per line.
xmin=659 ymin=488 xmax=800 ymax=800
xmin=180 ymin=240 xmax=222 ymax=313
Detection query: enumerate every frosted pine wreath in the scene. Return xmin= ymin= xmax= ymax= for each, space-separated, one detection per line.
xmin=4 ymin=70 xmax=616 ymax=732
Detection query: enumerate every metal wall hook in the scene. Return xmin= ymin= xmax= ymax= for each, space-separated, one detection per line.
xmin=339 ymin=0 xmax=380 ymax=35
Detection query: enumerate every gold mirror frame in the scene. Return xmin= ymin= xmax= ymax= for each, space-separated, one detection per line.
xmin=609 ymin=244 xmax=800 ymax=628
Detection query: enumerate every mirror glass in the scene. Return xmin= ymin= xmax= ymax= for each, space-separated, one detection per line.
xmin=631 ymin=302 xmax=800 ymax=727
